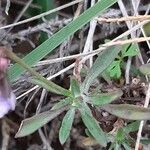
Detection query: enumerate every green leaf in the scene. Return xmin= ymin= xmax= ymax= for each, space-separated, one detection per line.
xmin=106 ymin=60 xmax=121 ymax=79
xmin=81 ymin=45 xmax=121 ymax=93
xmin=81 ymin=102 xmax=93 ymax=116
xmin=35 ymin=0 xmax=56 ymax=19
xmin=114 ymin=143 xmax=121 ymax=150
xmin=8 ymin=0 xmax=117 ymax=82
xmin=15 ymin=105 xmax=68 ymax=138
xmin=26 ymin=0 xmax=55 ymax=19
xmin=25 ymin=1 xmax=41 ymax=18
xmin=33 ymin=0 xmax=56 ymax=42
xmin=122 ymin=143 xmax=131 ymax=150
xmin=80 ymin=107 xmax=107 ymax=147
xmin=30 ymin=78 xmax=71 ymax=96
xmin=101 ymin=71 xmax=112 ymax=84
xmin=6 ymin=50 xmax=71 ymax=97
xmin=59 ymin=107 xmax=75 ymax=144
xmin=116 ymin=128 xmax=125 ymax=142
xmin=102 ymin=104 xmax=150 ymax=120
xmin=51 ymin=98 xmax=73 ymax=110
xmin=124 ymin=121 xmax=140 ymax=133
xmin=108 ymin=143 xmax=115 ymax=150
xmin=139 ymin=63 xmax=150 ymax=75
xmin=84 ymin=89 xmax=123 ymax=106
xmin=141 ymin=138 xmax=150 ymax=145
xmin=70 ymin=77 xmax=81 ymax=97
xmin=121 ymin=44 xmax=139 ymax=57
xmin=143 ymin=23 xmax=150 ymax=36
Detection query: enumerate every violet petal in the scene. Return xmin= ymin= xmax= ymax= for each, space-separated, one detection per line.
xmin=0 ymin=92 xmax=16 ymax=118
xmin=9 ymin=92 xmax=16 ymax=110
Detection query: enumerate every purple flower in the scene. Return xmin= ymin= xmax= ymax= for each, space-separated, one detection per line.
xmin=0 ymin=92 xmax=16 ymax=118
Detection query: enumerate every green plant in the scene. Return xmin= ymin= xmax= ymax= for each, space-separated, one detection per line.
xmin=104 ymin=43 xmax=139 ymax=79
xmin=82 ymin=121 xmax=140 ymax=149
xmin=108 ymin=121 xmax=140 ymax=150
xmin=9 ymin=45 xmax=150 ymax=147
xmin=7 ymin=0 xmax=150 ymax=149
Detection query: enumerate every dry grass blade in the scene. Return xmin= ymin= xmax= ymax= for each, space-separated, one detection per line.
xmin=97 ymin=15 xmax=150 ymax=23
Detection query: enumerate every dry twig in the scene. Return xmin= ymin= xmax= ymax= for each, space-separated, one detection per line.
xmin=0 ymin=0 xmax=83 ymax=30
xmin=97 ymin=15 xmax=150 ymax=23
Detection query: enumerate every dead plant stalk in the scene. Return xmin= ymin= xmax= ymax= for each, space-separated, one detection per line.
xmin=97 ymin=15 xmax=150 ymax=23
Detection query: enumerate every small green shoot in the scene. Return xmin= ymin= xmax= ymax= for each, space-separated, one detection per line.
xmin=105 ymin=43 xmax=139 ymax=79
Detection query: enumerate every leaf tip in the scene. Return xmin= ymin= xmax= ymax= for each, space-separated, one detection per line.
xmin=139 ymin=64 xmax=150 ymax=75
xmin=15 ymin=121 xmax=24 ymax=138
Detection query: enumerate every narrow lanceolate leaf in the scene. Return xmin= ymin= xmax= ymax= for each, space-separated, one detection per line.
xmin=15 ymin=105 xmax=69 ymax=138
xmin=122 ymin=143 xmax=132 ymax=150
xmin=30 ymin=78 xmax=71 ymax=96
xmin=102 ymin=104 xmax=150 ymax=120
xmin=84 ymin=89 xmax=123 ymax=106
xmin=8 ymin=0 xmax=117 ymax=81
xmin=70 ymin=77 xmax=80 ymax=98
xmin=123 ymin=121 xmax=140 ymax=133
xmin=139 ymin=63 xmax=150 ymax=75
xmin=59 ymin=107 xmax=75 ymax=144
xmin=51 ymin=98 xmax=73 ymax=110
xmin=81 ymin=46 xmax=121 ymax=93
xmin=80 ymin=107 xmax=107 ymax=147
xmin=6 ymin=50 xmax=71 ymax=97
